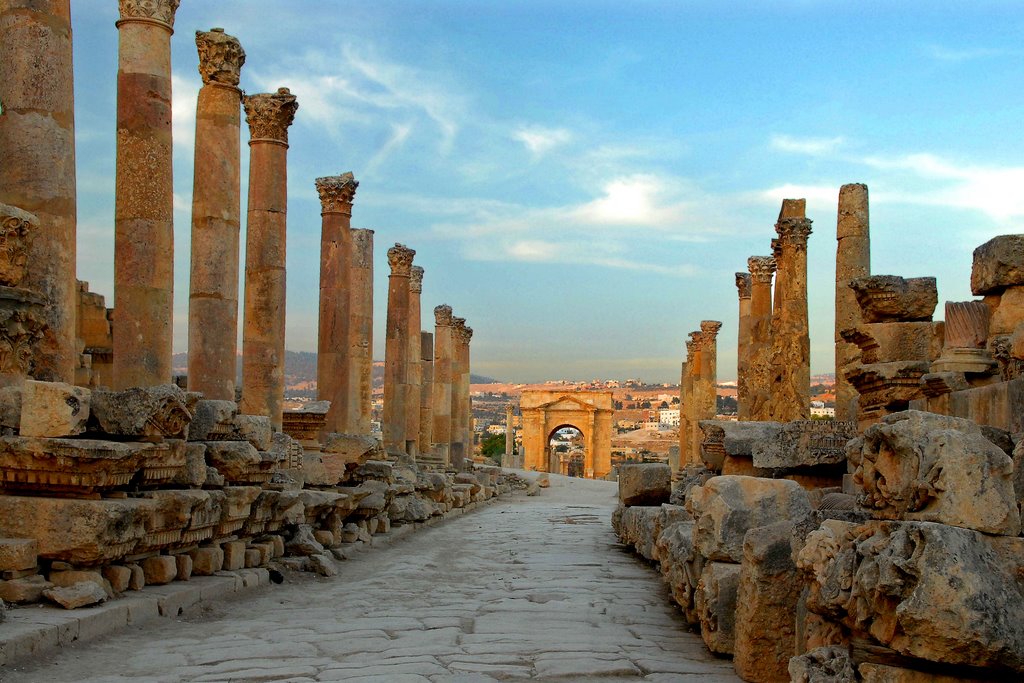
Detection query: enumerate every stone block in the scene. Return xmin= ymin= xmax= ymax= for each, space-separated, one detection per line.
xmin=0 ymin=385 xmax=22 ymax=430
xmin=0 ymin=496 xmax=153 ymax=565
xmin=189 ymin=547 xmax=223 ymax=576
xmin=233 ymin=414 xmax=272 ymax=450
xmin=752 ymin=420 xmax=857 ymax=470
xmin=686 ymin=475 xmax=812 ymax=562
xmin=43 ymin=581 xmax=106 ymax=609
xmin=186 ymin=399 xmax=237 ymax=441
xmin=850 ymin=275 xmax=938 ymax=322
xmin=175 ymin=554 xmax=192 ymax=581
xmin=102 ymin=566 xmax=131 ymax=594
xmin=988 ymin=286 xmax=1024 ymax=336
xmin=788 ymin=647 xmax=855 ymax=683
xmin=653 ymin=520 xmax=702 ymax=625
xmin=268 ymin=535 xmax=285 ymax=558
xmin=694 ymin=561 xmax=740 ymax=655
xmin=972 ymin=234 xmax=1024 ymax=295
xmin=612 ymin=505 xmax=661 ymax=560
xmin=221 ymin=541 xmax=245 ymax=571
xmin=0 ymin=538 xmax=37 ymax=572
xmin=48 ymin=570 xmax=110 ymax=597
xmin=141 ymin=556 xmax=177 ymax=586
xmin=718 ymin=421 xmax=783 ymax=457
xmin=617 ymin=463 xmax=671 ymax=506
xmin=734 ymin=522 xmax=800 ymax=683
xmin=89 ymin=384 xmax=193 ymax=439
xmin=205 ymin=441 xmax=273 ymax=484
xmin=797 ymin=519 xmax=1024 ymax=672
xmin=18 ymin=380 xmax=90 ymax=438
xmin=243 ymin=548 xmax=260 ymax=568
xmin=0 ymin=436 xmax=152 ymax=494
xmin=848 ymin=410 xmax=1020 ymax=535
xmin=858 ymin=663 xmax=989 ymax=683
xmin=126 ymin=563 xmax=144 ymax=590
xmin=352 ymin=459 xmax=396 ymax=484
xmin=0 ymin=575 xmax=51 ymax=603
xmin=842 ymin=321 xmax=943 ymax=365
xmin=313 ymin=530 xmax=335 ymax=548
xmin=172 ymin=443 xmax=208 ymax=487
xmin=308 ymin=553 xmax=337 ymax=577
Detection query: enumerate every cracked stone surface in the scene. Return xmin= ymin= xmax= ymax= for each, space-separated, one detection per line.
xmin=2 ymin=474 xmax=738 ymax=682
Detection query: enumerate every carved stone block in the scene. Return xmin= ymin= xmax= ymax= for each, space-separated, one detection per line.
xmin=0 ymin=436 xmax=152 ymax=493
xmin=617 ymin=462 xmax=671 ymax=506
xmin=971 ymin=234 xmax=1024 ymax=295
xmin=850 ymin=275 xmax=937 ymax=323
xmin=752 ymin=420 xmax=857 ymax=470
xmin=18 ymin=380 xmax=90 ymax=437
xmin=89 ymin=384 xmax=194 ymax=440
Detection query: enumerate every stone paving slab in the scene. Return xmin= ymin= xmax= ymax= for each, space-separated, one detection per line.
xmin=0 ymin=473 xmax=738 ymax=682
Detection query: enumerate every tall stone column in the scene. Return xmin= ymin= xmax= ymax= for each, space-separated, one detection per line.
xmin=382 ymin=243 xmax=415 ymax=453
xmin=735 ymin=272 xmax=752 ymax=419
xmin=431 ymin=305 xmax=454 ymax=465
xmin=835 ymin=183 xmax=870 ymax=422
xmin=0 ymin=0 xmax=77 ymax=383
xmin=461 ymin=324 xmax=473 ymax=460
xmin=686 ymin=331 xmax=703 ymax=466
xmin=699 ymin=321 xmax=722 ymax=421
xmin=768 ymin=200 xmax=812 ymax=421
xmin=504 ymin=403 xmax=514 ymax=466
xmin=418 ymin=331 xmax=434 ymax=455
xmin=747 ymin=256 xmax=776 ymax=421
xmin=112 ymin=0 xmax=180 ymax=389
xmin=349 ymin=228 xmax=374 ymax=433
xmin=239 ymin=88 xmax=298 ymax=431
xmin=675 ymin=358 xmax=688 ymax=473
xmin=404 ymin=266 xmax=424 ymax=457
xmin=187 ymin=28 xmax=245 ymax=400
xmin=315 ymin=172 xmax=358 ymax=434
xmin=449 ymin=317 xmax=468 ymax=468
xmin=772 ymin=237 xmax=784 ymax=313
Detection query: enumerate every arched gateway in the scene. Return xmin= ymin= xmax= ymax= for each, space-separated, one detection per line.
xmin=520 ymin=390 xmax=613 ymax=479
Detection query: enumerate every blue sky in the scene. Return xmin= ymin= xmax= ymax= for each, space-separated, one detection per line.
xmin=70 ymin=1 xmax=1024 ymax=382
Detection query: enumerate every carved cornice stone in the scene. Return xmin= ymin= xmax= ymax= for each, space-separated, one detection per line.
xmin=700 ymin=320 xmax=722 ymax=344
xmin=315 ymin=172 xmax=358 ymax=215
xmin=243 ymin=88 xmax=298 ymax=145
xmin=117 ymin=0 xmax=180 ymax=30
xmin=387 ymin=243 xmax=415 ymax=276
xmin=196 ymin=28 xmax=245 ymax=87
xmin=410 ymin=266 xmax=424 ymax=294
xmin=735 ymin=272 xmax=752 ymax=299
xmin=434 ymin=304 xmax=453 ymax=327
xmin=748 ymin=255 xmax=777 ymax=284
xmin=351 ymin=229 xmax=373 ymax=268
xmin=0 ymin=203 xmax=38 ymax=288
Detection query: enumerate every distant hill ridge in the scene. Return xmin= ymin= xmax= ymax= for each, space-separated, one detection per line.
xmin=171 ymin=351 xmax=498 ymax=387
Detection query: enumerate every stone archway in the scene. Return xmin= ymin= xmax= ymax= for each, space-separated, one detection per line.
xmin=520 ymin=390 xmax=613 ymax=479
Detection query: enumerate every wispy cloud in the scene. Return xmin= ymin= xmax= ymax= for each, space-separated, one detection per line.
xmin=513 ymin=125 xmax=573 ymax=157
xmin=770 ymin=134 xmax=845 ymax=156
xmin=463 ymin=236 xmax=698 ymax=277
xmin=922 ymin=43 xmax=1015 ymax=63
xmin=365 ymin=122 xmax=414 ymax=175
xmin=571 ymin=174 xmax=686 ymax=227
xmin=171 ymin=72 xmax=199 ymax=155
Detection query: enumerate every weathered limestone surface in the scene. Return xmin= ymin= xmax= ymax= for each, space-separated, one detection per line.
xmin=695 ymin=561 xmax=740 ymax=655
xmin=239 ymin=87 xmax=297 ymax=431
xmin=746 ymin=255 xmax=776 ymax=421
xmin=112 ymin=0 xmax=180 ymax=389
xmin=418 ymin=332 xmax=434 ymax=455
xmin=751 ymin=420 xmax=857 ymax=470
xmin=187 ymin=28 xmax=244 ymax=401
xmin=798 ymin=519 xmax=1024 ymax=672
xmin=618 ymin=463 xmax=671 ymax=506
xmin=349 ymin=229 xmax=374 ymax=434
xmin=19 ymin=380 xmax=89 ymax=438
xmin=382 ymin=244 xmax=414 ymax=454
xmin=788 ymin=646 xmax=855 ymax=683
xmin=971 ymin=234 xmax=1024 ymax=295
xmin=735 ymin=273 xmax=752 ymax=420
xmin=315 ymin=172 xmax=358 ymax=434
xmin=686 ymin=475 xmax=812 ymax=562
xmin=451 ymin=318 xmax=473 ymax=467
xmin=850 ymin=275 xmax=938 ymax=323
xmin=89 ymin=384 xmax=193 ymax=440
xmin=835 ymin=183 xmax=870 ymax=422
xmin=0 ymin=0 xmax=78 ymax=383
xmin=848 ymin=410 xmax=1020 ymax=535
xmin=431 ymin=306 xmax=453 ymax=464
xmin=404 ymin=266 xmax=424 ymax=456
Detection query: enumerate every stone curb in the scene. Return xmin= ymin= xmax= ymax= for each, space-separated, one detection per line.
xmin=0 ymin=492 xmax=512 ymax=669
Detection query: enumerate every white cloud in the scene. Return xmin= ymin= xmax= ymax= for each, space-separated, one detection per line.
xmin=770 ymin=134 xmax=845 ymax=156
xmin=572 ymin=174 xmax=685 ymax=227
xmin=922 ymin=44 xmax=1014 ymax=63
xmin=513 ymin=125 xmax=572 ymax=157
xmin=463 ymin=237 xmax=698 ymax=277
xmin=171 ymin=72 xmax=199 ymax=156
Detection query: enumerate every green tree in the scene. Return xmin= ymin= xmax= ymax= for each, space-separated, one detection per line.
xmin=481 ymin=433 xmax=506 ymax=457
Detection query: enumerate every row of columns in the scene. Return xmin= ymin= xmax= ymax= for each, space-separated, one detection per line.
xmin=427 ymin=305 xmax=473 ymax=468
xmin=677 ymin=321 xmax=720 ymax=469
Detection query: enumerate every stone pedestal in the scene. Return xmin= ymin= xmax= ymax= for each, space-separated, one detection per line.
xmin=112 ymin=0 xmax=180 ymax=389
xmin=931 ymin=300 xmax=996 ymax=374
xmin=382 ymin=244 xmax=414 ymax=453
xmin=239 ymin=88 xmax=297 ymax=431
xmin=187 ymin=28 xmax=245 ymax=401
xmin=418 ymin=331 xmax=434 ymax=455
xmin=0 ymin=0 xmax=77 ymax=384
xmin=746 ymin=256 xmax=776 ymax=421
xmin=835 ymin=183 xmax=870 ymax=421
xmin=735 ymin=274 xmax=752 ymax=419
xmin=404 ymin=266 xmax=424 ymax=457
xmin=349 ymin=229 xmax=374 ymax=434
xmin=431 ymin=305 xmax=454 ymax=465
xmin=315 ymin=173 xmax=358 ymax=434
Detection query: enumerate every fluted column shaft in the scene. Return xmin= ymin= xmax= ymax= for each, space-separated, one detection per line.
xmin=239 ymin=88 xmax=297 ymax=431
xmin=315 ymin=173 xmax=358 ymax=434
xmin=431 ymin=305 xmax=454 ymax=465
xmin=382 ymin=243 xmax=415 ymax=453
xmin=835 ymin=183 xmax=870 ymax=421
xmin=404 ymin=266 xmax=424 ymax=456
xmin=112 ymin=0 xmax=179 ymax=388
xmin=349 ymin=229 xmax=374 ymax=433
xmin=418 ymin=331 xmax=433 ymax=455
xmin=187 ymin=28 xmax=244 ymax=400
xmin=0 ymin=0 xmax=77 ymax=383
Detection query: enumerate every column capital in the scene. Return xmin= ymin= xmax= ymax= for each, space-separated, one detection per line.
xmin=196 ymin=28 xmax=245 ymax=88
xmin=735 ymin=272 xmax=752 ymax=299
xmin=387 ymin=243 xmax=415 ymax=276
xmin=0 ymin=203 xmax=38 ymax=288
xmin=434 ymin=304 xmax=453 ymax=327
xmin=410 ymin=266 xmax=424 ymax=293
xmin=315 ymin=172 xmax=358 ymax=215
xmin=453 ymin=318 xmax=472 ymax=344
xmin=747 ymin=255 xmax=777 ymax=283
xmin=699 ymin=320 xmax=722 ymax=344
xmin=117 ymin=0 xmax=180 ymax=31
xmin=351 ymin=228 xmax=373 ymax=267
xmin=776 ymin=216 xmax=814 ymax=246
xmin=243 ymin=88 xmax=298 ymax=145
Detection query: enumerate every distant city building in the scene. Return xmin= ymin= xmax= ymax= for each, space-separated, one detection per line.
xmin=658 ymin=409 xmax=680 ymax=426
xmin=810 ymin=404 xmax=835 ymax=418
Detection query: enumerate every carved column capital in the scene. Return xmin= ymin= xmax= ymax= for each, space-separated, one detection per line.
xmin=735 ymin=272 xmax=752 ymax=299
xmin=452 ymin=318 xmax=472 ymax=344
xmin=196 ymin=28 xmax=245 ymax=87
xmin=117 ymin=0 xmax=180 ymax=31
xmin=700 ymin=320 xmax=722 ymax=344
xmin=747 ymin=255 xmax=777 ymax=283
xmin=0 ymin=203 xmax=38 ymax=288
xmin=410 ymin=266 xmax=424 ymax=293
xmin=315 ymin=172 xmax=358 ymax=215
xmin=387 ymin=243 xmax=415 ymax=276
xmin=776 ymin=217 xmax=814 ymax=246
xmin=434 ymin=304 xmax=453 ymax=327
xmin=243 ymin=88 xmax=298 ymax=145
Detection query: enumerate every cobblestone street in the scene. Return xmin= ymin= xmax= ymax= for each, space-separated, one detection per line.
xmin=1 ymin=475 xmax=737 ymax=682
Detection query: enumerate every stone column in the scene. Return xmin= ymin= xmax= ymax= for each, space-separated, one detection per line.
xmin=735 ymin=272 xmax=752 ymax=419
xmin=0 ymin=0 xmax=77 ymax=383
xmin=462 ymin=324 xmax=474 ymax=461
xmin=404 ymin=266 xmax=424 ymax=457
xmin=686 ymin=331 xmax=703 ymax=466
xmin=675 ymin=357 xmax=688 ymax=473
xmin=418 ymin=331 xmax=434 ymax=455
xmin=112 ymin=0 xmax=180 ymax=389
xmin=504 ymin=403 xmax=514 ymax=467
xmin=382 ymin=243 xmax=415 ymax=453
xmin=349 ymin=228 xmax=374 ymax=433
xmin=698 ymin=320 xmax=722 ymax=433
xmin=239 ymin=88 xmax=298 ymax=431
xmin=835 ymin=183 xmax=870 ymax=422
xmin=772 ymin=237 xmax=784 ymax=313
xmin=431 ymin=305 xmax=454 ymax=465
xmin=0 ymin=203 xmax=44 ymax=387
xmin=747 ymin=256 xmax=776 ymax=421
xmin=187 ymin=28 xmax=245 ymax=400
xmin=450 ymin=317 xmax=468 ymax=468
xmin=770 ymin=200 xmax=812 ymax=421
xmin=315 ymin=172 xmax=358 ymax=434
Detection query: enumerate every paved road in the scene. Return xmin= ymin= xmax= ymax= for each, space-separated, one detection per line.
xmin=2 ymin=474 xmax=738 ymax=682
